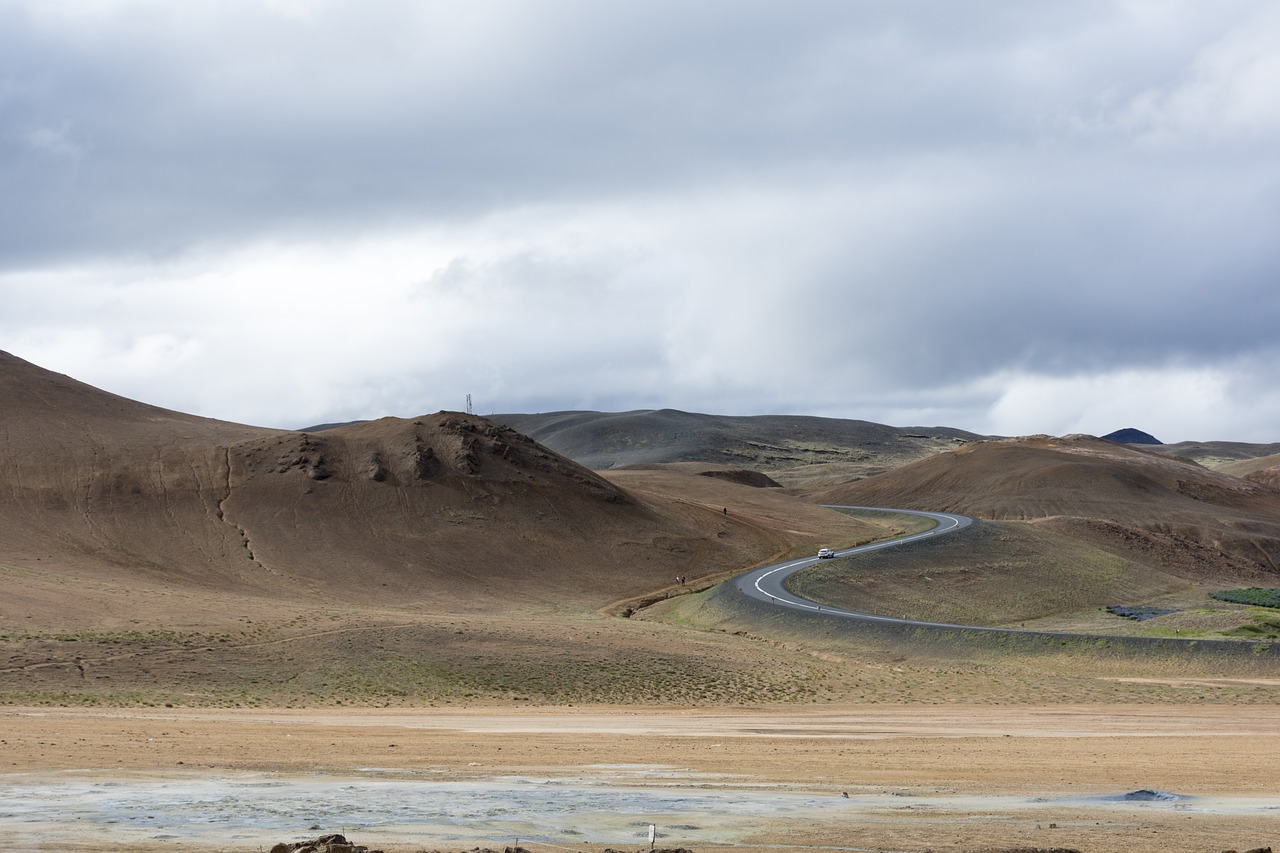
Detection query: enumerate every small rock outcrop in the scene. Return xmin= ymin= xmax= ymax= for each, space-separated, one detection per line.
xmin=269 ymin=834 xmax=382 ymax=853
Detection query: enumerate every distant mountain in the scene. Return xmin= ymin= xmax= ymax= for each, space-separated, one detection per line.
xmin=298 ymin=419 xmax=371 ymax=432
xmin=1103 ymin=427 xmax=1162 ymax=445
xmin=491 ymin=409 xmax=985 ymax=486
xmin=1146 ymin=439 xmax=1280 ymax=471
xmin=1100 ymin=427 xmax=1280 ymax=470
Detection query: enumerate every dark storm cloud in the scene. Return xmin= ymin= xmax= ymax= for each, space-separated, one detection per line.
xmin=0 ymin=1 xmax=1223 ymax=262
xmin=814 ymin=156 xmax=1280 ymax=384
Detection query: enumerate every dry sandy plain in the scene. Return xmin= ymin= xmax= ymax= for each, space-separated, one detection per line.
xmin=4 ymin=702 xmax=1279 ymax=853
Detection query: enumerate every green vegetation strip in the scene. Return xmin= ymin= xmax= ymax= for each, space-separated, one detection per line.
xmin=1211 ymin=588 xmax=1280 ymax=609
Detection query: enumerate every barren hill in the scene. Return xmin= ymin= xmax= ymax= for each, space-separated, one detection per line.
xmin=813 ymin=434 xmax=1280 ymax=578
xmin=0 ymin=351 xmax=805 ymax=626
xmin=1142 ymin=439 xmax=1280 ymax=471
xmin=1219 ymin=451 xmax=1280 ymax=489
xmin=492 ymin=409 xmax=981 ymax=485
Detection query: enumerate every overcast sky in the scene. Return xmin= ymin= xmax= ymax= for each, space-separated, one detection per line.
xmin=4 ymin=1 xmax=1279 ymax=442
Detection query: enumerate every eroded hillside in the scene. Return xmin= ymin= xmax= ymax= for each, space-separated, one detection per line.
xmin=0 ymin=352 xmax=813 ymax=625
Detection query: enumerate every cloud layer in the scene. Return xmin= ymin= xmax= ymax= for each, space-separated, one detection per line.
xmin=3 ymin=1 xmax=1279 ymax=442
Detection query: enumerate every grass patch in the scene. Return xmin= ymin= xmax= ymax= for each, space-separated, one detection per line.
xmin=1222 ymin=613 xmax=1280 ymax=639
xmin=1211 ymin=588 xmax=1280 ymax=609
xmin=784 ymin=520 xmax=1190 ymax=627
xmin=829 ymin=507 xmax=936 ymax=537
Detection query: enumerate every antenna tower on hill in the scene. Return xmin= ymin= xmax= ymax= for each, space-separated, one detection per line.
xmin=466 ymin=393 xmax=473 ymax=415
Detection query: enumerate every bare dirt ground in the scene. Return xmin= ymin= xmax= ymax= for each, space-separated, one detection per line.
xmin=4 ymin=704 xmax=1278 ymax=853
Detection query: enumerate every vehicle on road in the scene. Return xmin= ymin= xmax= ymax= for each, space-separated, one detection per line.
xmin=817 ymin=548 xmax=835 ymax=559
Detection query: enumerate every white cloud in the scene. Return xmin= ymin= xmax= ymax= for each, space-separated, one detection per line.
xmin=21 ymin=122 xmax=87 ymax=159
xmin=1068 ymin=4 xmax=1280 ymax=145
xmin=981 ymin=362 xmax=1280 ymax=444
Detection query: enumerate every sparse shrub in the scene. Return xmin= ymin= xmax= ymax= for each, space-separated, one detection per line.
xmin=1106 ymin=605 xmax=1178 ymax=621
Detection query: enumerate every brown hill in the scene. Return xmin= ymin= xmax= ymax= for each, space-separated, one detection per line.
xmin=0 ymin=351 xmax=806 ymax=626
xmin=813 ymin=434 xmax=1280 ymax=577
xmin=1219 ymin=451 xmax=1280 ymax=489
xmin=491 ymin=409 xmax=981 ymax=484
xmin=1142 ymin=439 xmax=1280 ymax=470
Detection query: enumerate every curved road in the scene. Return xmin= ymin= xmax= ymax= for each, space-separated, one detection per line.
xmin=730 ymin=506 xmax=1280 ymax=656
xmin=732 ymin=505 xmax=995 ymax=630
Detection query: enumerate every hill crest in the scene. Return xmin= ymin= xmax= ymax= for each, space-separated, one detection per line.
xmin=492 ymin=408 xmax=982 ymax=484
xmin=1102 ymin=427 xmax=1163 ymax=445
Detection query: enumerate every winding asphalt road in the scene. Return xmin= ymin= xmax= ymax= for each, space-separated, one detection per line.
xmin=731 ymin=505 xmax=989 ymax=629
xmin=730 ymin=506 xmax=1280 ymax=656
